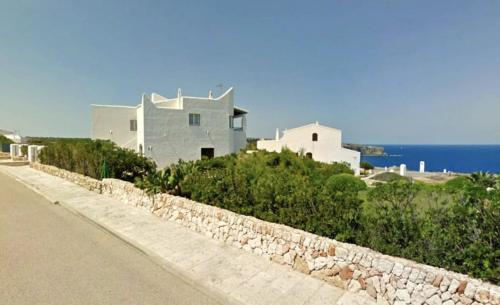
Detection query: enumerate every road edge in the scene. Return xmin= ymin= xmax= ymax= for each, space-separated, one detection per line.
xmin=0 ymin=166 xmax=246 ymax=305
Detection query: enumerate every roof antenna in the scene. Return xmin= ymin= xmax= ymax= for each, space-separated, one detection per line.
xmin=216 ymin=83 xmax=224 ymax=95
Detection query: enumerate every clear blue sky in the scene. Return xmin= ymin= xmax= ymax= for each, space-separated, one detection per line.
xmin=1 ymin=0 xmax=499 ymax=144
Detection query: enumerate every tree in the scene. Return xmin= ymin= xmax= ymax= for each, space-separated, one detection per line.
xmin=360 ymin=161 xmax=374 ymax=170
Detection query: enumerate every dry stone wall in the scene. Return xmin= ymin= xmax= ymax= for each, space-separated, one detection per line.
xmin=32 ymin=163 xmax=500 ymax=305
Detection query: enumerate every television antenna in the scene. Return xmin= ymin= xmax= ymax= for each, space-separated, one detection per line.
xmin=216 ymin=83 xmax=224 ymax=95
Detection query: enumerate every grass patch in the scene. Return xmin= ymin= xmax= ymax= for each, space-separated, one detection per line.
xmin=371 ymin=172 xmax=409 ymax=182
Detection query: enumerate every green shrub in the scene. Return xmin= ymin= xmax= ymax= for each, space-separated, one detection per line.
xmin=135 ymin=160 xmax=196 ymax=196
xmin=360 ymin=178 xmax=499 ymax=284
xmin=372 ymin=172 xmax=409 ymax=182
xmin=38 ymin=139 xmax=156 ymax=182
xmin=444 ymin=176 xmax=471 ymax=192
xmin=177 ymin=149 xmax=358 ymax=240
xmin=468 ymin=172 xmax=497 ymax=189
xmin=360 ymin=161 xmax=374 ymax=170
xmin=325 ymin=173 xmax=367 ymax=193
xmin=21 ymin=145 xmax=28 ymax=156
xmin=315 ymin=174 xmax=367 ymax=242
xmin=361 ymin=180 xmax=423 ymax=257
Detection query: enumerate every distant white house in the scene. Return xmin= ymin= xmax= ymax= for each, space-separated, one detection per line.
xmin=91 ymin=87 xmax=248 ymax=168
xmin=257 ymin=122 xmax=360 ymax=175
xmin=0 ymin=129 xmax=24 ymax=143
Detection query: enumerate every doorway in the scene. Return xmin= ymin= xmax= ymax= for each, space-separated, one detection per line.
xmin=201 ymin=148 xmax=214 ymax=159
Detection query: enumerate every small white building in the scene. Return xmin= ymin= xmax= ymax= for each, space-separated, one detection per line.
xmin=0 ymin=129 xmax=24 ymax=143
xmin=91 ymin=87 xmax=248 ymax=168
xmin=257 ymin=122 xmax=360 ymax=175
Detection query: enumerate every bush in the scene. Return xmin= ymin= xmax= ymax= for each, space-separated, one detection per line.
xmin=372 ymin=172 xmax=409 ymax=182
xmin=177 ymin=149 xmax=359 ymax=240
xmin=361 ymin=181 xmax=423 ymax=257
xmin=444 ymin=176 xmax=471 ymax=192
xmin=315 ymin=174 xmax=367 ymax=242
xmin=135 ymin=160 xmax=196 ymax=196
xmin=136 ymin=150 xmax=499 ymax=283
xmin=361 ymin=179 xmax=499 ymax=284
xmin=39 ymin=139 xmax=156 ymax=182
xmin=360 ymin=161 xmax=374 ymax=170
xmin=21 ymin=145 xmax=28 ymax=156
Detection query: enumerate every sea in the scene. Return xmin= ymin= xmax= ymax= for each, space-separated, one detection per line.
xmin=361 ymin=145 xmax=500 ymax=174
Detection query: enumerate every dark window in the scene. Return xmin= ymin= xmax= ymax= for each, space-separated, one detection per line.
xmin=233 ymin=116 xmax=243 ymax=131
xmin=312 ymin=133 xmax=318 ymax=141
xmin=229 ymin=115 xmax=234 ymax=128
xmin=130 ymin=119 xmax=137 ymax=131
xmin=306 ymin=152 xmax=313 ymax=159
xmin=201 ymin=148 xmax=214 ymax=159
xmin=189 ymin=113 xmax=201 ymax=126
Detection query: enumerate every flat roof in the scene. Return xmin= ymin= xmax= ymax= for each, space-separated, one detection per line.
xmin=234 ymin=106 xmax=248 ymax=115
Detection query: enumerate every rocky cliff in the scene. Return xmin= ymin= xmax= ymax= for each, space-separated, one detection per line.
xmin=342 ymin=144 xmax=386 ymax=156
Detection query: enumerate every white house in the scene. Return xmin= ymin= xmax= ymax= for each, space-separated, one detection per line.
xmin=257 ymin=122 xmax=360 ymax=175
xmin=0 ymin=129 xmax=24 ymax=143
xmin=91 ymin=87 xmax=248 ymax=168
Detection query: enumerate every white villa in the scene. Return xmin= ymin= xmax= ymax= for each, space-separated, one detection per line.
xmin=257 ymin=122 xmax=361 ymax=175
xmin=91 ymin=88 xmax=248 ymax=168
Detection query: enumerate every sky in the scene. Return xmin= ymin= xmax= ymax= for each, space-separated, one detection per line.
xmin=1 ymin=0 xmax=500 ymax=144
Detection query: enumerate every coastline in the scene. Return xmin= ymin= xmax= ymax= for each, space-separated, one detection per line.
xmin=368 ymin=166 xmax=463 ymax=184
xmin=361 ymin=144 xmax=500 ymax=174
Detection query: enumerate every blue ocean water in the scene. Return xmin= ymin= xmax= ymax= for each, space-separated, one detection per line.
xmin=361 ymin=145 xmax=500 ymax=174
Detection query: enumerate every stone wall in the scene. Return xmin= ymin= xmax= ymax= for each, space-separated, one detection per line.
xmin=31 ymin=163 xmax=499 ymax=305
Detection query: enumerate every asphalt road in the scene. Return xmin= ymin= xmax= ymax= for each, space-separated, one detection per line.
xmin=0 ymin=170 xmax=231 ymax=305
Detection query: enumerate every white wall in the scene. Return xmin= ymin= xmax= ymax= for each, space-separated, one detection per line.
xmin=233 ymin=129 xmax=247 ymax=153
xmin=91 ymin=105 xmax=138 ymax=150
xmin=92 ymin=88 xmax=247 ymax=169
xmin=4 ymin=134 xmax=24 ymax=144
xmin=257 ymin=123 xmax=360 ymax=175
xmin=141 ymin=89 xmax=246 ymax=168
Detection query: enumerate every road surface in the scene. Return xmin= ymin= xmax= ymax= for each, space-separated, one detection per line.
xmin=0 ymin=170 xmax=232 ymax=305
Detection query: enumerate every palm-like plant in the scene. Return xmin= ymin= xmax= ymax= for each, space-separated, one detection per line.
xmin=134 ymin=162 xmax=197 ymax=197
xmin=468 ymin=171 xmax=497 ymax=189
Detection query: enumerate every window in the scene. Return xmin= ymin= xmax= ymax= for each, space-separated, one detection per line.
xmin=229 ymin=115 xmax=234 ymax=128
xmin=233 ymin=116 xmax=243 ymax=131
xmin=201 ymin=148 xmax=214 ymax=159
xmin=130 ymin=119 xmax=137 ymax=131
xmin=189 ymin=113 xmax=200 ymax=126
xmin=306 ymin=152 xmax=313 ymax=159
xmin=312 ymin=133 xmax=318 ymax=141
